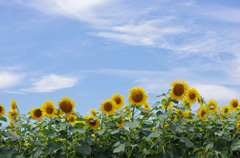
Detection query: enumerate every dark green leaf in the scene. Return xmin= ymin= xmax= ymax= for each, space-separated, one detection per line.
xmin=75 ymin=141 xmax=91 ymax=155
xmin=180 ymin=137 xmax=195 ymax=148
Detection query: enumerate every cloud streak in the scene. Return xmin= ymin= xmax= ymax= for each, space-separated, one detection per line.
xmin=23 ymin=74 xmax=78 ymax=93
xmin=0 ymin=71 xmax=25 ymax=89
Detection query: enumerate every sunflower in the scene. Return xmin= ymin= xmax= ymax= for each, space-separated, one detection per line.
xmin=100 ymin=99 xmax=116 ymax=115
xmin=128 ymin=87 xmax=148 ymax=106
xmin=198 ymin=96 xmax=203 ymax=106
xmin=161 ymin=97 xmax=173 ymax=109
xmin=57 ymin=96 xmax=75 ymax=117
xmin=221 ymin=105 xmax=231 ymax=114
xmin=8 ymin=109 xmax=18 ymax=121
xmin=170 ymin=80 xmax=189 ymax=101
xmin=176 ymin=109 xmax=184 ymax=118
xmin=185 ymin=88 xmax=199 ymax=104
xmin=67 ymin=114 xmax=77 ymax=125
xmin=87 ymin=116 xmax=100 ymax=130
xmin=29 ymin=107 xmax=43 ymax=121
xmin=116 ymin=118 xmax=124 ymax=127
xmin=206 ymin=100 xmax=218 ymax=112
xmin=237 ymin=121 xmax=240 ymax=130
xmin=112 ymin=93 xmax=124 ymax=110
xmin=185 ymin=110 xmax=192 ymax=117
xmin=0 ymin=104 xmax=5 ymax=117
xmin=197 ymin=106 xmax=207 ymax=120
xmin=230 ymin=99 xmax=239 ymax=112
xmin=41 ymin=101 xmax=56 ymax=118
xmin=90 ymin=108 xmax=97 ymax=116
xmin=124 ymin=105 xmax=131 ymax=119
xmin=10 ymin=100 xmax=17 ymax=111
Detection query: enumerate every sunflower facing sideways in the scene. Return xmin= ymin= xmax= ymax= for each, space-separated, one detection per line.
xmin=57 ymin=96 xmax=76 ymax=117
xmin=86 ymin=115 xmax=100 ymax=130
xmin=8 ymin=110 xmax=18 ymax=121
xmin=100 ymin=99 xmax=116 ymax=115
xmin=0 ymin=104 xmax=5 ymax=117
xmin=10 ymin=100 xmax=17 ymax=111
xmin=230 ymin=99 xmax=239 ymax=112
xmin=185 ymin=88 xmax=199 ymax=104
xmin=206 ymin=100 xmax=218 ymax=112
xmin=161 ymin=97 xmax=173 ymax=110
xmin=197 ymin=106 xmax=208 ymax=120
xmin=128 ymin=87 xmax=148 ymax=106
xmin=221 ymin=105 xmax=231 ymax=115
xmin=170 ymin=80 xmax=189 ymax=101
xmin=116 ymin=118 xmax=124 ymax=127
xmin=112 ymin=93 xmax=124 ymax=110
xmin=41 ymin=101 xmax=56 ymax=118
xmin=29 ymin=107 xmax=43 ymax=121
xmin=67 ymin=114 xmax=77 ymax=125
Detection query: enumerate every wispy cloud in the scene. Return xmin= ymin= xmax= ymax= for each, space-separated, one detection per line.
xmin=0 ymin=71 xmax=25 ymax=89
xmin=23 ymin=74 xmax=78 ymax=93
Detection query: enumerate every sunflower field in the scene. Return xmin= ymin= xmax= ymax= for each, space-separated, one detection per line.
xmin=1 ymin=80 xmax=240 ymax=158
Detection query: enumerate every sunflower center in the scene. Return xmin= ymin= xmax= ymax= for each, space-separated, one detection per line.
xmin=46 ymin=107 xmax=53 ymax=114
xmin=224 ymin=108 xmax=229 ymax=114
xmin=115 ymin=98 xmax=121 ymax=104
xmin=201 ymin=110 xmax=206 ymax=117
xmin=12 ymin=104 xmax=16 ymax=110
xmin=34 ymin=109 xmax=42 ymax=118
xmin=118 ymin=120 xmax=123 ymax=124
xmin=104 ymin=103 xmax=113 ymax=111
xmin=189 ymin=93 xmax=196 ymax=100
xmin=11 ymin=112 xmax=17 ymax=118
xmin=60 ymin=101 xmax=73 ymax=113
xmin=90 ymin=121 xmax=96 ymax=126
xmin=132 ymin=92 xmax=143 ymax=102
xmin=233 ymin=102 xmax=238 ymax=108
xmin=0 ymin=106 xmax=2 ymax=112
xmin=173 ymin=84 xmax=184 ymax=96
xmin=69 ymin=117 xmax=75 ymax=122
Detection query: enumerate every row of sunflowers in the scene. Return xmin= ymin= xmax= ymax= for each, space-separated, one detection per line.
xmin=0 ymin=80 xmax=240 ymax=157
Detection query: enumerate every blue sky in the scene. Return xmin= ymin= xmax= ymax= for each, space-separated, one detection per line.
xmin=1 ymin=0 xmax=240 ymax=120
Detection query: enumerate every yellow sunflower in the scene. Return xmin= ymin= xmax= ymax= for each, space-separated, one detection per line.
xmin=185 ymin=88 xmax=199 ymax=104
xmin=177 ymin=109 xmax=185 ymax=118
xmin=90 ymin=108 xmax=97 ymax=116
xmin=198 ymin=96 xmax=203 ymax=106
xmin=67 ymin=114 xmax=77 ymax=125
xmin=161 ymin=97 xmax=173 ymax=109
xmin=57 ymin=96 xmax=75 ymax=117
xmin=206 ymin=100 xmax=218 ymax=112
xmin=236 ymin=121 xmax=240 ymax=130
xmin=100 ymin=99 xmax=116 ymax=115
xmin=116 ymin=119 xmax=124 ymax=127
xmin=41 ymin=100 xmax=56 ymax=118
xmin=197 ymin=106 xmax=208 ymax=120
xmin=8 ymin=109 xmax=18 ymax=121
xmin=185 ymin=110 xmax=192 ymax=117
xmin=0 ymin=104 xmax=5 ymax=117
xmin=221 ymin=105 xmax=231 ymax=114
xmin=124 ymin=105 xmax=131 ymax=119
xmin=87 ymin=116 xmax=100 ymax=130
xmin=112 ymin=93 xmax=124 ymax=110
xmin=10 ymin=100 xmax=17 ymax=111
xmin=128 ymin=87 xmax=148 ymax=106
xmin=170 ymin=80 xmax=189 ymax=101
xmin=29 ymin=107 xmax=43 ymax=121
xmin=230 ymin=99 xmax=239 ymax=112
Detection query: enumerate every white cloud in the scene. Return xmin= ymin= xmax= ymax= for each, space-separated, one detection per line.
xmin=0 ymin=71 xmax=24 ymax=89
xmin=192 ymin=84 xmax=240 ymax=101
xmin=24 ymin=74 xmax=78 ymax=93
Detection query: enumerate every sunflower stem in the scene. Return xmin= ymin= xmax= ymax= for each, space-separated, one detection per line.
xmin=131 ymin=106 xmax=135 ymax=122
xmin=65 ymin=122 xmax=69 ymax=158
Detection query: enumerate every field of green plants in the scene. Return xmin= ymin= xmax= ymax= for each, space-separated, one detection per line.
xmin=1 ymin=80 xmax=240 ymax=158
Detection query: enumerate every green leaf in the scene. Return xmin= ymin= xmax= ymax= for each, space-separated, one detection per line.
xmin=75 ymin=141 xmax=91 ymax=155
xmin=0 ymin=116 xmax=7 ymax=122
xmin=46 ymin=142 xmax=63 ymax=155
xmin=93 ymin=116 xmax=99 ymax=120
xmin=124 ymin=120 xmax=139 ymax=129
xmin=169 ymin=122 xmax=184 ymax=133
xmin=232 ymin=140 xmax=240 ymax=150
xmin=156 ymin=93 xmax=166 ymax=97
xmin=110 ymin=129 xmax=120 ymax=135
xmin=3 ymin=131 xmax=20 ymax=140
xmin=113 ymin=143 xmax=125 ymax=153
xmin=145 ymin=130 xmax=162 ymax=141
xmin=206 ymin=142 xmax=213 ymax=151
xmin=214 ymin=131 xmax=224 ymax=137
xmin=180 ymin=137 xmax=195 ymax=148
